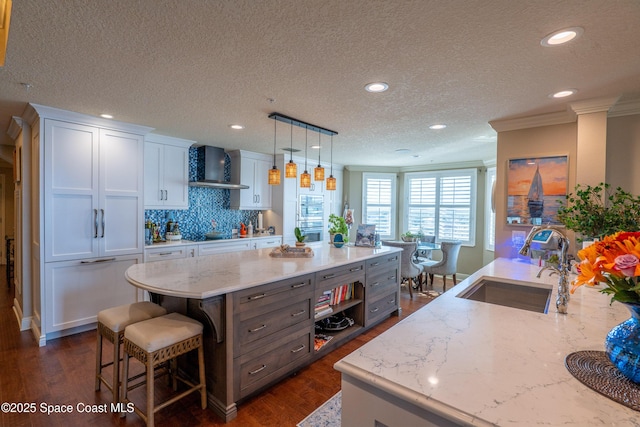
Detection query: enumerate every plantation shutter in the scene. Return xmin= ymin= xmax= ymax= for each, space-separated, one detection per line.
xmin=363 ymin=173 xmax=396 ymax=239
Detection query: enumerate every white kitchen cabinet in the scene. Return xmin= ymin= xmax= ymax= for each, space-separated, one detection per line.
xmin=43 ymin=119 xmax=145 ymax=262
xmin=229 ymin=150 xmax=272 ymax=210
xmin=198 ymin=239 xmax=252 ymax=256
xmin=44 ymin=254 xmax=143 ymax=336
xmin=252 ymin=236 xmax=282 ymax=249
xmin=25 ymin=103 xmax=152 ymax=344
xmin=144 ymin=245 xmax=191 ymax=262
xmin=144 ymin=134 xmax=193 ymax=209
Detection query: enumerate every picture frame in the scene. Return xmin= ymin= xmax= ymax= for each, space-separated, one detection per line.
xmin=354 ymin=224 xmax=376 ymax=247
xmin=506 ymin=155 xmax=568 ymax=226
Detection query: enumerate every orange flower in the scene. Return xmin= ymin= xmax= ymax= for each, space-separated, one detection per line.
xmin=571 ymin=231 xmax=640 ymax=300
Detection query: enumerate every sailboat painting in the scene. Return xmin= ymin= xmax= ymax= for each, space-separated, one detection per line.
xmin=507 ymin=155 xmax=568 ymax=225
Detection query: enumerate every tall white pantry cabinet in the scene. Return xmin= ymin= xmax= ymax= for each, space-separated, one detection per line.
xmin=25 ymin=104 xmax=152 ymax=346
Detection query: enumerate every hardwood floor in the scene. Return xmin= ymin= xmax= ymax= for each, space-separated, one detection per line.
xmin=0 ymin=270 xmax=440 ymax=427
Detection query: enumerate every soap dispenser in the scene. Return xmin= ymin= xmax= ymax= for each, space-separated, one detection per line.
xmin=248 ymin=221 xmax=253 ymax=236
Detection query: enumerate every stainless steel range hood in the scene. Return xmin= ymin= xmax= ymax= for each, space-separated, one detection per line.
xmin=189 ymin=146 xmax=249 ymax=189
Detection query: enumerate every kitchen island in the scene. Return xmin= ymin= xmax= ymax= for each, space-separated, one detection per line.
xmin=334 ymin=257 xmax=636 ymax=426
xmin=125 ymin=243 xmax=402 ymax=421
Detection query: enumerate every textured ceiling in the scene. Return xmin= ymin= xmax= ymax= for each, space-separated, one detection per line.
xmin=1 ymin=0 xmax=639 ymax=167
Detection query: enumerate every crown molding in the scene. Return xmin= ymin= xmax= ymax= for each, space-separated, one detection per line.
xmin=569 ymin=96 xmax=620 ymax=115
xmin=608 ymin=97 xmax=640 ymax=118
xmin=489 ymin=110 xmax=576 ymax=133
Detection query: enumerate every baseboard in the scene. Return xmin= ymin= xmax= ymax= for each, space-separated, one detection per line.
xmin=12 ymin=299 xmax=31 ymax=331
xmin=30 ymin=321 xmax=46 ymax=347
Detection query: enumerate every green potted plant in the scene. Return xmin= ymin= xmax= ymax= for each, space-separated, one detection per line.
xmin=401 ymin=230 xmax=423 ymax=242
xmin=328 ymin=214 xmax=348 ymax=243
xmin=294 ymin=227 xmax=306 ymax=247
xmin=557 ymin=182 xmax=640 ymax=243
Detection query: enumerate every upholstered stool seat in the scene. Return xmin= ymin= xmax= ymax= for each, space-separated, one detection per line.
xmin=121 ymin=312 xmax=207 ymax=427
xmin=95 ymin=302 xmax=167 ymax=404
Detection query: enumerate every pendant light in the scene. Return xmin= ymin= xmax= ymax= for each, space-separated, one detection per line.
xmin=268 ymin=118 xmax=281 ymax=185
xmin=314 ymin=131 xmax=325 ymax=181
xmin=326 ymin=134 xmax=336 ymax=191
xmin=300 ymin=127 xmax=311 ymax=188
xmin=285 ymin=122 xmax=297 ymax=178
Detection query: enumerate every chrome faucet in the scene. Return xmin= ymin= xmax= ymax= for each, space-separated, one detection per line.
xmin=518 ymin=225 xmax=571 ymax=314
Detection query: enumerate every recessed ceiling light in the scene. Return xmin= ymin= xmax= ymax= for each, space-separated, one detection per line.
xmin=541 ymin=27 xmax=583 ymax=47
xmin=395 ymin=148 xmax=410 ymax=154
xmin=550 ymin=89 xmax=578 ymax=98
xmin=429 ymin=124 xmax=446 ymax=130
xmin=365 ymin=82 xmax=389 ymax=93
xmin=311 ymin=145 xmax=322 ymax=149
xmin=100 ymin=114 xmax=113 ymax=119
xmin=229 ymin=124 xmax=244 ymax=130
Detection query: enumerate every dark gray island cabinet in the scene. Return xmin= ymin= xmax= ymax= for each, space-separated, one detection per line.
xmin=125 ymin=245 xmax=401 ymax=422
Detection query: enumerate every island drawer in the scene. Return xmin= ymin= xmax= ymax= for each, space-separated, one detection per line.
xmin=237 ymin=326 xmax=312 ymax=398
xmin=365 ymin=290 xmax=398 ymax=326
xmin=365 ymin=253 xmax=400 ymax=278
xmin=236 ymin=294 xmax=312 ymax=352
xmin=234 ymin=274 xmax=314 ymax=314
xmin=366 ymin=268 xmax=398 ymax=300
xmin=315 ymin=262 xmax=365 ymax=291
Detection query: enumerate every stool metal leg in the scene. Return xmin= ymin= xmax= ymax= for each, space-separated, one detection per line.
xmin=95 ymin=329 xmax=103 ymax=391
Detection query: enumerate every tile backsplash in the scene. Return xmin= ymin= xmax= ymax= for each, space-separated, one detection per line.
xmin=145 ymin=148 xmax=259 ymax=241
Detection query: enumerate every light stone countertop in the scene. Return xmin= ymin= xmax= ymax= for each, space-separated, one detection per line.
xmin=127 ymin=242 xmax=401 ymax=299
xmin=144 ymin=234 xmax=280 ymax=249
xmin=334 ymin=257 xmax=638 ymax=426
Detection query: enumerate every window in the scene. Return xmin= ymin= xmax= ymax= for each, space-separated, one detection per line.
xmin=485 ymin=167 xmax=496 ymax=251
xmin=404 ymin=169 xmax=476 ymax=245
xmin=362 ymin=173 xmax=396 ymax=239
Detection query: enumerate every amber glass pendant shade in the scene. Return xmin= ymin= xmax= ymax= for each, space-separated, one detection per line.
xmin=268 ymin=166 xmax=281 ymax=185
xmin=314 ymin=165 xmax=325 ymax=181
xmin=286 ymin=160 xmax=297 ymax=178
xmin=300 ymin=170 xmax=311 ymax=188
xmin=326 ymin=175 xmax=336 ymax=191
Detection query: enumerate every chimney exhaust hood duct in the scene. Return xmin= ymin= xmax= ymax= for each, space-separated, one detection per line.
xmin=189 ymin=146 xmax=249 ymax=189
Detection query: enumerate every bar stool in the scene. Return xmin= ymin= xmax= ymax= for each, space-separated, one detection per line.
xmin=121 ymin=312 xmax=207 ymax=427
xmin=95 ymin=302 xmax=167 ymax=404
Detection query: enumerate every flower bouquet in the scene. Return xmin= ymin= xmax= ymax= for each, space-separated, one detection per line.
xmin=571 ymin=231 xmax=640 ymax=303
xmin=572 ymin=231 xmax=640 ymax=383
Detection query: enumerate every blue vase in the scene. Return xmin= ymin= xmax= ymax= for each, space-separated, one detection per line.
xmin=605 ymin=302 xmax=640 ymax=384
xmin=333 ymin=233 xmax=344 ymax=248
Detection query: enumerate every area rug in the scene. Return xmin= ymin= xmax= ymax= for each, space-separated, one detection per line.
xmin=297 ymin=390 xmax=341 ymax=427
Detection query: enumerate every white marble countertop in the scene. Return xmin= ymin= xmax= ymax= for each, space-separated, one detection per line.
xmin=144 ymin=234 xmax=281 ymax=249
xmin=127 ymin=242 xmax=401 ymax=299
xmin=334 ymin=257 xmax=638 ymax=426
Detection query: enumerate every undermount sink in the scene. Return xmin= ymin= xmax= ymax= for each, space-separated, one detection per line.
xmin=457 ymin=277 xmax=552 ymax=313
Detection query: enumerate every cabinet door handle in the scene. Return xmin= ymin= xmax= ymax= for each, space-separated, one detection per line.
xmin=290 ymin=345 xmax=305 ymax=353
xmin=93 ymin=209 xmax=98 ymax=238
xmin=249 ymin=324 xmax=267 ymax=333
xmin=100 ymin=209 xmax=105 ymax=238
xmin=248 ymin=293 xmax=266 ymax=301
xmin=249 ymin=365 xmax=267 ymax=375
xmin=81 ymin=257 xmax=116 ymax=264
xmin=322 ymin=273 xmax=336 ymax=280
xmin=164 ymin=189 xmax=168 ymax=200
xmin=387 ymin=298 xmax=396 ymax=305
xmin=388 ymin=275 xmax=397 ymax=281
xmin=291 ymin=282 xmax=308 ymax=289
xmin=291 ymin=309 xmax=306 ymax=317
xmin=370 ymin=262 xmax=380 ymax=267
xmin=349 ymin=267 xmax=361 ymax=272
xmin=371 ymin=282 xmax=380 ymax=287
xmin=158 ymin=252 xmax=173 ymax=256
xmin=369 ymin=307 xmax=379 ymax=313
xmin=159 ymin=189 xmax=164 ymax=200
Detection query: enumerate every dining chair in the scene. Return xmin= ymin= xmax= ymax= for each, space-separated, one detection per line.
xmin=382 ymin=241 xmax=423 ymax=298
xmin=420 ymin=241 xmax=462 ymax=293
